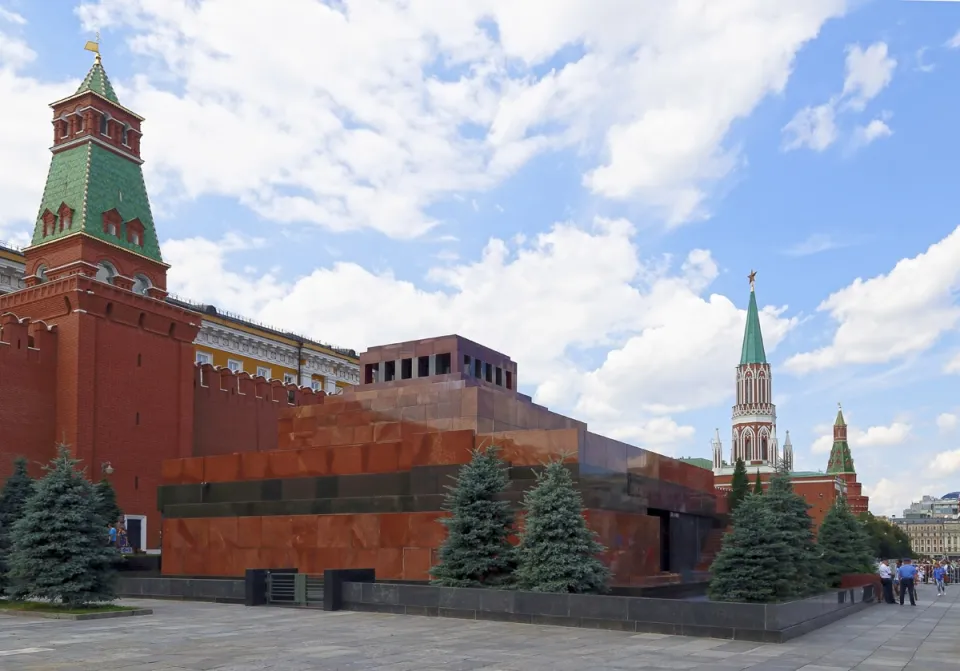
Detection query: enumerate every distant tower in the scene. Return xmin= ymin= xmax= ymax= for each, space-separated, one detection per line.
xmin=711 ymin=428 xmax=723 ymax=470
xmin=728 ymin=271 xmax=779 ymax=473
xmin=782 ymin=430 xmax=794 ymax=472
xmin=0 ymin=42 xmax=200 ymax=547
xmin=826 ymin=403 xmax=854 ymax=475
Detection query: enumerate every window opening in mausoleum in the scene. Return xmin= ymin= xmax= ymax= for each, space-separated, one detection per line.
xmin=436 ymin=352 xmax=451 ymax=375
xmin=418 ymin=356 xmax=429 ymax=377
xmin=401 ymin=358 xmax=412 ymax=379
xmin=384 ymin=360 xmax=396 ymax=382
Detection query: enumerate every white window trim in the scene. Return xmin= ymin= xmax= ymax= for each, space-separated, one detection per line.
xmin=283 ymin=373 xmax=297 ymax=385
xmin=196 ymin=351 xmax=213 ymax=365
xmin=311 ymin=379 xmax=322 ymax=392
xmin=256 ymin=366 xmax=271 ymax=379
xmin=227 ymin=359 xmax=243 ymax=373
xmin=123 ymin=514 xmax=148 ymax=552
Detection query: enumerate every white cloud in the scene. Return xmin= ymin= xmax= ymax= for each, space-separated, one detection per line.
xmin=930 ymin=449 xmax=960 ymax=475
xmin=852 ymin=118 xmax=892 ymax=147
xmin=164 ymin=219 xmax=796 ymax=448
xmin=782 ymin=41 xmax=895 ymax=152
xmin=841 ymin=42 xmax=897 ymax=112
xmin=783 ymin=103 xmax=838 ymax=152
xmin=4 ymin=0 xmax=844 ymax=238
xmin=945 ymin=352 xmax=960 ymax=374
xmin=0 ymin=16 xmax=77 ymax=239
xmin=810 ymin=419 xmax=912 ymax=454
xmin=948 ymin=30 xmax=960 ymax=50
xmin=784 ymin=233 xmax=845 ymax=256
xmin=864 ymin=478 xmax=926 ymax=518
xmin=785 ymin=226 xmax=960 ymax=373
xmin=936 ymin=413 xmax=958 ymax=433
xmin=0 ymin=8 xmax=26 ymax=25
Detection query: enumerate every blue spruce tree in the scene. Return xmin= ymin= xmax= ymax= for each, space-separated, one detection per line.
xmin=708 ymin=494 xmax=784 ymax=602
xmin=0 ymin=458 xmax=34 ymax=594
xmin=7 ymin=445 xmax=118 ymax=606
xmin=515 ymin=458 xmax=610 ymax=593
xmin=430 ymin=446 xmax=516 ymax=587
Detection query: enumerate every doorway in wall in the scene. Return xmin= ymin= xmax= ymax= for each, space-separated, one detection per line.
xmin=648 ymin=509 xmax=671 ymax=572
xmin=124 ymin=515 xmax=146 ymax=551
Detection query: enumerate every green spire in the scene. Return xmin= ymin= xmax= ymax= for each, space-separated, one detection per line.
xmin=30 ymin=55 xmax=162 ymax=263
xmin=75 ymin=55 xmax=119 ymax=104
xmin=834 ymin=405 xmax=846 ymax=427
xmin=827 ymin=403 xmax=855 ymax=474
xmin=740 ymin=274 xmax=767 ymax=365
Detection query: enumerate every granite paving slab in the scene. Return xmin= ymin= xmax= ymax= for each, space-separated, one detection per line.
xmin=0 ymin=583 xmax=954 ymax=669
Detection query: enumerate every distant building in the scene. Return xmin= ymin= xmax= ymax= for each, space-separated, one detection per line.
xmin=890 ymin=516 xmax=960 ymax=560
xmin=900 ymin=493 xmax=960 ymax=520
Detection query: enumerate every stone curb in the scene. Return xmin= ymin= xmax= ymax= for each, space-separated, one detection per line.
xmin=0 ymin=607 xmax=153 ymax=621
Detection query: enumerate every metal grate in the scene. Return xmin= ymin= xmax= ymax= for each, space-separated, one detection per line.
xmin=266 ymin=573 xmax=325 ymax=607
xmin=267 ymin=573 xmax=297 ymax=604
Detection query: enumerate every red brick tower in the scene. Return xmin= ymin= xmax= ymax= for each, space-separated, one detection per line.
xmin=826 ymin=404 xmax=869 ymax=515
xmin=0 ymin=46 xmax=200 ymax=548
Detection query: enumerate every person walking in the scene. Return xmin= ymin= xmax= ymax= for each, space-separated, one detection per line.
xmin=934 ymin=562 xmax=947 ymax=596
xmin=893 ymin=559 xmax=902 ymax=601
xmin=878 ymin=560 xmax=895 ymax=604
xmin=898 ymin=559 xmax=918 ymax=606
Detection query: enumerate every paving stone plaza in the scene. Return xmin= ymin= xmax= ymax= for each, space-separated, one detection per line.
xmin=0 ymin=584 xmax=956 ymax=670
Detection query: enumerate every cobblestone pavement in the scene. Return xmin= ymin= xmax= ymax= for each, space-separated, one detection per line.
xmin=0 ymin=583 xmax=956 ymax=670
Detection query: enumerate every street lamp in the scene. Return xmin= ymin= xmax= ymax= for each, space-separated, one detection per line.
xmin=101 ymin=461 xmax=114 ymax=475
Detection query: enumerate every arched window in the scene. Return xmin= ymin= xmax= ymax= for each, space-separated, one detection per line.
xmin=743 ymin=431 xmax=753 ymax=462
xmin=122 ymin=125 xmax=130 ymax=145
xmin=744 ymin=374 xmax=753 ymax=404
xmin=760 ymin=433 xmax=769 ymax=462
xmin=96 ymin=261 xmax=117 ymax=285
xmin=35 ymin=264 xmax=49 ymax=283
xmin=100 ymin=113 xmax=109 ymax=136
xmin=132 ymin=274 xmax=152 ymax=295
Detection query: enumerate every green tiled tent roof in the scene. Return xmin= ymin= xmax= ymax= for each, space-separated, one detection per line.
xmin=76 ymin=58 xmax=119 ymax=103
xmin=827 ymin=405 xmax=855 ymax=474
xmin=32 ymin=143 xmax=162 ymax=262
xmin=740 ymin=288 xmax=767 ymax=365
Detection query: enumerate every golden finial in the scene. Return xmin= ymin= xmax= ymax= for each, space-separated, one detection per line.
xmin=747 ymin=269 xmax=757 ymax=291
xmin=83 ymin=31 xmax=101 ymax=63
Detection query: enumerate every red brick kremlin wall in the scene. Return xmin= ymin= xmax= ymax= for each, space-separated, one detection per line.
xmin=0 ymin=314 xmax=58 ymax=480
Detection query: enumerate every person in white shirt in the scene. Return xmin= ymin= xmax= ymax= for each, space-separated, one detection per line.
xmin=878 ymin=560 xmax=895 ymax=604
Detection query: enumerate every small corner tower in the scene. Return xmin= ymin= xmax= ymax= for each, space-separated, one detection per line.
xmin=727 ymin=270 xmax=778 ymax=473
xmin=0 ymin=41 xmax=201 ymax=549
xmin=825 ymin=402 xmax=869 ymax=514
xmin=826 ymin=403 xmax=855 ymax=475
xmin=782 ymin=430 xmax=794 ymax=472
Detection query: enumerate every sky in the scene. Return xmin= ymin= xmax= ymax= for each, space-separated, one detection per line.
xmin=1 ymin=0 xmax=960 ymax=517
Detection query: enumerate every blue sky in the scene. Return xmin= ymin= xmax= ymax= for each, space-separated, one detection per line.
xmin=2 ymin=0 xmax=960 ymax=515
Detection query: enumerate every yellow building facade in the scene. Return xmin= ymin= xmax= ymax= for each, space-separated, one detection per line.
xmin=1 ymin=242 xmax=359 ymax=390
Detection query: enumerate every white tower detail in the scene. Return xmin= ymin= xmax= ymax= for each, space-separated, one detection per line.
xmin=782 ymin=430 xmax=794 ymax=472
xmin=711 ymin=428 xmax=723 ymax=470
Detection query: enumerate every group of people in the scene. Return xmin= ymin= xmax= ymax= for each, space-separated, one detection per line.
xmin=878 ymin=558 xmax=951 ymax=606
xmin=106 ymin=520 xmax=132 ymax=554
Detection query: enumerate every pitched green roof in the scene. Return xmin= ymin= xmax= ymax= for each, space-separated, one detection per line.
xmin=740 ymin=288 xmax=767 ymax=365
xmin=31 ymin=143 xmax=162 ymax=262
xmin=76 ymin=57 xmax=119 ymax=104
xmin=678 ymin=457 xmax=712 ymax=471
xmin=827 ymin=438 xmax=855 ymax=474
